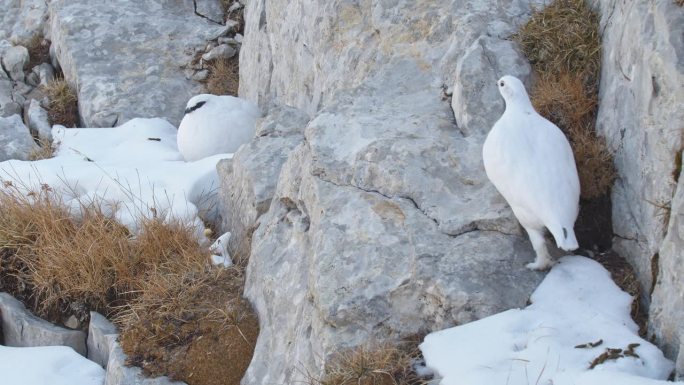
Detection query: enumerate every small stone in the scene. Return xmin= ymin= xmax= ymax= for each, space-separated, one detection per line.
xmin=228 ymin=2 xmax=244 ymax=13
xmin=25 ymin=98 xmax=52 ymax=140
xmin=64 ymin=315 xmax=80 ymax=329
xmin=25 ymin=71 xmax=39 ymax=87
xmin=2 ymin=45 xmax=29 ymax=82
xmin=201 ymin=44 xmax=236 ymax=61
xmin=234 ymin=33 xmax=244 ymax=43
xmin=35 ymin=63 xmax=55 ymax=86
xmin=225 ymin=19 xmax=240 ymax=31
xmin=192 ymin=69 xmax=209 ymax=81
xmin=218 ymin=37 xmax=238 ymax=46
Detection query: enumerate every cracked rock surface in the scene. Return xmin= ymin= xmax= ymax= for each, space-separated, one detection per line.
xmin=48 ymin=0 xmax=231 ymax=127
xmin=226 ymin=0 xmax=549 ymax=382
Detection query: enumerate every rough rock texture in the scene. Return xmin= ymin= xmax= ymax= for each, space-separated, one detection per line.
xmin=0 ymin=79 xmax=23 ymax=117
xmin=0 ymin=293 xmax=87 ymax=356
xmin=2 ymin=45 xmax=29 ymax=82
xmin=87 ymin=312 xmax=118 ymax=368
xmin=105 ymin=339 xmax=185 ymax=385
xmin=649 ymin=165 xmax=684 ymax=378
xmin=25 ymin=98 xmax=52 ymax=140
xmin=48 ymin=0 xmax=232 ymax=127
xmin=218 ymin=104 xmax=310 ymax=259
xmin=234 ymin=0 xmax=549 ymax=382
xmin=595 ymin=0 xmax=684 ymax=375
xmin=0 ymin=114 xmax=38 ymax=161
xmin=596 ymin=0 xmax=684 ymax=300
xmin=0 ymin=0 xmax=49 ymax=43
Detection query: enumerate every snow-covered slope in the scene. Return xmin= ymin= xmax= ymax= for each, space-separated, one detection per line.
xmin=421 ymin=256 xmax=678 ymax=385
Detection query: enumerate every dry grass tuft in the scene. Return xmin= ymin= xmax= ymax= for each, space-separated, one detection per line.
xmin=25 ymin=34 xmax=51 ymax=71
xmin=314 ymin=343 xmax=425 ymax=385
xmin=0 ymin=185 xmax=258 ymax=385
xmin=43 ymin=78 xmax=79 ymax=128
xmin=28 ymin=139 xmax=57 ymax=161
xmin=205 ymin=58 xmax=240 ymax=96
xmin=516 ymin=0 xmax=601 ymax=89
xmin=516 ymin=0 xmax=614 ymax=199
xmin=120 ymin=267 xmax=259 ymax=385
xmin=531 ymin=72 xmax=615 ymax=198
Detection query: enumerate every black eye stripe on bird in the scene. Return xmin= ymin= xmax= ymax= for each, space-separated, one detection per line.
xmin=184 ymin=100 xmax=206 ymax=115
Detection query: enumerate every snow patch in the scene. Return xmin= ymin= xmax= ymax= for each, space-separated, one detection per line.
xmin=420 ymin=256 xmax=677 ymax=385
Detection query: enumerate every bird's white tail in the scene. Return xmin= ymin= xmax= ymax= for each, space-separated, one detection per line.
xmin=550 ymin=225 xmax=579 ymax=251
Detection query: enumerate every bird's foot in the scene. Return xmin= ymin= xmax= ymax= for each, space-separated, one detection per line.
xmin=526 ymin=259 xmax=555 ymax=271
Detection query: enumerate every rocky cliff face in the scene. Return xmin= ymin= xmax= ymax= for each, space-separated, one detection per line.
xmin=595 ymin=0 xmax=684 ymax=375
xmin=228 ymin=0 xmax=553 ymax=382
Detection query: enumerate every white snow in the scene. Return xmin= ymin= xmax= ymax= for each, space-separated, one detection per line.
xmin=0 ymin=118 xmax=230 ymax=236
xmin=0 ymin=345 xmax=105 ymax=385
xmin=420 ymin=256 xmax=678 ymax=385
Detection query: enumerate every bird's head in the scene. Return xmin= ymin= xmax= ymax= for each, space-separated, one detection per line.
xmin=496 ymin=76 xmax=532 ymax=109
xmin=184 ymin=94 xmax=213 ymax=115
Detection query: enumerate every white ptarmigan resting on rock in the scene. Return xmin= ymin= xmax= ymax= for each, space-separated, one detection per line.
xmin=177 ymin=94 xmax=261 ymax=161
xmin=483 ymin=75 xmax=580 ymax=270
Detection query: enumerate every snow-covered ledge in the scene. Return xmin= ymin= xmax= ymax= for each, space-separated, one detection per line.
xmin=0 ymin=292 xmax=184 ymax=385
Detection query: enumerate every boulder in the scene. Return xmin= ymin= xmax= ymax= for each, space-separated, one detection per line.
xmin=649 ymin=164 xmax=684 ymax=377
xmin=233 ymin=1 xmax=554 ymax=381
xmin=0 ymin=79 xmax=22 ymax=117
xmin=218 ymin=104 xmax=310 ymax=259
xmin=0 ymin=114 xmax=38 ymax=161
xmin=1 ymin=45 xmax=29 ymax=82
xmin=48 ymin=0 xmax=232 ymax=127
xmin=0 ymin=293 xmax=87 ymax=356
xmin=0 ymin=0 xmax=49 ymax=43
xmin=25 ymin=98 xmax=51 ymax=140
xmin=595 ymin=0 xmax=684 ymax=301
xmin=87 ymin=312 xmax=118 ymax=368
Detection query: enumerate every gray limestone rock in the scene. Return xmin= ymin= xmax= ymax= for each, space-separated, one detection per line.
xmin=649 ymin=164 xmax=684 ymax=377
xmin=0 ymin=79 xmax=23 ymax=117
xmin=595 ymin=0 xmax=684 ymax=304
xmin=25 ymin=98 xmax=52 ymax=140
xmin=0 ymin=0 xmax=49 ymax=43
xmin=0 ymin=292 xmax=87 ymax=356
xmin=48 ymin=0 xmax=232 ymax=127
xmin=87 ymin=311 xmax=118 ymax=369
xmin=194 ymin=0 xmax=225 ymax=24
xmin=2 ymin=45 xmax=29 ymax=82
xmin=0 ymin=114 xmax=38 ymax=161
xmin=218 ymin=104 xmax=309 ymax=260
xmin=34 ymin=62 xmax=55 ymax=86
xmin=234 ymin=0 xmax=551 ymax=382
xmin=202 ymin=44 xmax=237 ymax=61
xmin=105 ymin=338 xmax=185 ymax=385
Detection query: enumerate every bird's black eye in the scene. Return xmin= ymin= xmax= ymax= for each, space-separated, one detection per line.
xmin=184 ymin=101 xmax=206 ymax=115
xmin=499 ymin=81 xmax=505 ymax=87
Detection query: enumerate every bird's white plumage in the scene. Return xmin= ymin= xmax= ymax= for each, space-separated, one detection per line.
xmin=483 ymin=75 xmax=580 ymax=270
xmin=177 ymin=94 xmax=260 ymax=161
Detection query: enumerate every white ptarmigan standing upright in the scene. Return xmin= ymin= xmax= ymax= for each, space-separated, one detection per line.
xmin=483 ymin=75 xmax=580 ymax=270
xmin=177 ymin=94 xmax=261 ymax=161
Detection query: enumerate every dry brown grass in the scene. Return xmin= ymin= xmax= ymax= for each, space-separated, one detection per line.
xmin=313 ymin=343 xmax=425 ymax=385
xmin=0 ymin=184 xmax=258 ymax=385
xmin=25 ymin=34 xmax=51 ymax=71
xmin=43 ymin=78 xmax=79 ymax=127
xmin=531 ymin=72 xmax=615 ymax=199
xmin=28 ymin=139 xmax=57 ymax=161
xmin=205 ymin=58 xmax=240 ymax=96
xmin=516 ymin=0 xmax=614 ymax=199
